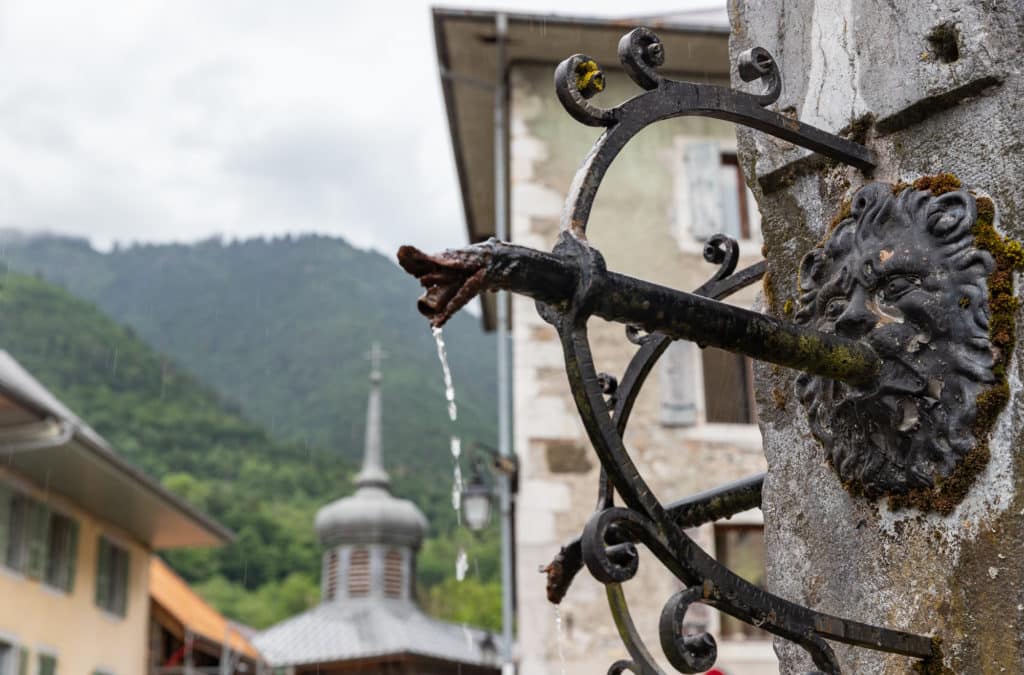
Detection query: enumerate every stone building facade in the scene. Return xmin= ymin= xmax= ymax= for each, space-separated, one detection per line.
xmin=509 ymin=62 xmax=773 ymax=675
xmin=433 ymin=9 xmax=776 ymax=674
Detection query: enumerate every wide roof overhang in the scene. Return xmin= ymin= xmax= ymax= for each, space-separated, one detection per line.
xmin=0 ymin=351 xmax=232 ymax=549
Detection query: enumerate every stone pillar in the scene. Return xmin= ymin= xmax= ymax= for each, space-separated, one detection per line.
xmin=730 ymin=2 xmax=1024 ymax=673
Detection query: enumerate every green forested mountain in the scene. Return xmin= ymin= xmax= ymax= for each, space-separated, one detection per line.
xmin=0 ymin=233 xmax=498 ymax=536
xmin=0 ymin=260 xmax=501 ymax=630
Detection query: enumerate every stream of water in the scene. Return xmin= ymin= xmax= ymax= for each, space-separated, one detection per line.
xmin=432 ymin=327 xmax=469 ymax=583
xmin=554 ymin=605 xmax=567 ymax=675
xmin=432 ymin=326 xmax=457 ymax=422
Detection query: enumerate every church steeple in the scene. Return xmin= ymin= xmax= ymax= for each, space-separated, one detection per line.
xmin=354 ymin=343 xmax=390 ymax=491
xmin=313 ymin=344 xmax=428 ymax=605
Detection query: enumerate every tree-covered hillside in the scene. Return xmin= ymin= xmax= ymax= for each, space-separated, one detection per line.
xmin=0 ymin=233 xmax=498 ymax=536
xmin=0 ymin=271 xmax=500 ymax=629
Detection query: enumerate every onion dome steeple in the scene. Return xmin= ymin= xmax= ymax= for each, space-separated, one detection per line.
xmin=313 ymin=343 xmax=427 ymax=603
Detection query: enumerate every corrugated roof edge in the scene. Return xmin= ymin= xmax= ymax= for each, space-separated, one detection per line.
xmin=0 ymin=350 xmax=235 ymax=546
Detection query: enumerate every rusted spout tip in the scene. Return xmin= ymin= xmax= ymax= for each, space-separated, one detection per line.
xmin=543 ymin=543 xmax=583 ymax=605
xmin=396 ymin=243 xmax=492 ymax=328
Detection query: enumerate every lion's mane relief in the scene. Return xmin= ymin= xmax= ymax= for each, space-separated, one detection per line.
xmin=794 ymin=182 xmax=996 ymax=501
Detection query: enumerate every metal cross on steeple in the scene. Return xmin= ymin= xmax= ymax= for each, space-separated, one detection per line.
xmin=355 ymin=342 xmax=390 ymax=491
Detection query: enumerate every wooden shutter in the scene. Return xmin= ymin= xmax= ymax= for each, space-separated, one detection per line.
xmin=65 ymin=520 xmax=79 ymax=593
xmin=6 ymin=495 xmax=29 ymax=571
xmin=659 ymin=341 xmax=699 ymax=427
xmin=682 ymin=142 xmax=723 ymax=241
xmin=25 ymin=501 xmax=50 ymax=579
xmin=383 ymin=549 xmax=403 ymax=598
xmin=95 ymin=537 xmax=111 ymax=610
xmin=324 ymin=549 xmax=338 ymax=601
xmin=701 ymin=347 xmax=755 ymax=424
xmin=347 ymin=547 xmax=370 ymax=597
xmin=37 ymin=653 xmax=56 ymax=675
xmin=0 ymin=483 xmax=10 ymax=566
xmin=115 ymin=544 xmax=129 ymax=616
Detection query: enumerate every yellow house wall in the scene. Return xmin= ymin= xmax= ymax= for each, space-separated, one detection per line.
xmin=0 ymin=467 xmax=151 ymax=675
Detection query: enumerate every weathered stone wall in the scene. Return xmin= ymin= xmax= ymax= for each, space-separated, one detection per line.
xmin=509 ymin=62 xmax=775 ymax=675
xmin=729 ymin=1 xmax=1024 ymax=672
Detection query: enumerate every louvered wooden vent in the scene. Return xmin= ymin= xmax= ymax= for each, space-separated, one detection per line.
xmin=325 ymin=550 xmax=339 ymax=600
xmin=348 ymin=548 xmax=371 ymax=597
xmin=383 ymin=549 xmax=404 ymax=598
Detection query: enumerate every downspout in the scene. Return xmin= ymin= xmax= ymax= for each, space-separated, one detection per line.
xmin=493 ymin=11 xmax=516 ymax=675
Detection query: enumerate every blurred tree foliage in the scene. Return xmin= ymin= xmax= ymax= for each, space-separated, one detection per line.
xmin=0 ymin=270 xmax=502 ymax=630
xmin=1 ymin=233 xmax=498 ymax=538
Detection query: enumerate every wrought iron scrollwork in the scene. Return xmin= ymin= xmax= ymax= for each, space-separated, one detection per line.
xmin=543 ymin=29 xmax=931 ymax=672
xmin=397 ymin=25 xmax=948 ymax=674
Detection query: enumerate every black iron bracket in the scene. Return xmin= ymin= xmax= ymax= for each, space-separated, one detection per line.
xmin=395 ymin=26 xmax=963 ymax=674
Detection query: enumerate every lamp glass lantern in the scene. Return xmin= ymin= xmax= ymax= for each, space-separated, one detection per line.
xmin=462 ymin=465 xmax=494 ymax=532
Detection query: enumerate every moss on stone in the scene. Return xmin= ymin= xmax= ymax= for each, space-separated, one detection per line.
xmin=891 ymin=180 xmax=912 ymax=194
xmin=771 ymin=386 xmax=787 ymax=410
xmin=912 ymin=636 xmax=953 ymax=675
xmin=839 ymin=112 xmax=876 ymax=145
xmin=912 ymin=172 xmax=961 ymax=196
xmin=828 ymin=197 xmax=852 ymax=231
xmin=762 ymin=267 xmax=775 ymax=313
xmin=782 ymin=297 xmax=794 ymax=316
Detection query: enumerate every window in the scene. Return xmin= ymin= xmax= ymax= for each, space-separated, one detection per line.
xmin=714 ymin=524 xmax=768 ymax=640
xmin=383 ymin=549 xmax=403 ymax=598
xmin=44 ymin=513 xmax=78 ymax=592
xmin=676 ymin=142 xmax=760 ymax=245
xmin=659 ymin=344 xmax=757 ymax=427
xmin=324 ymin=549 xmax=338 ymax=601
xmin=95 ymin=537 xmax=129 ymax=616
xmin=36 ymin=653 xmax=56 ymax=675
xmin=0 ymin=484 xmax=78 ymax=589
xmin=701 ymin=347 xmax=757 ymax=424
xmin=347 ymin=547 xmax=369 ymax=597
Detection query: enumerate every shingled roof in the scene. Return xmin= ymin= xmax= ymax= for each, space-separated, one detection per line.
xmin=254 ymin=598 xmax=498 ymax=668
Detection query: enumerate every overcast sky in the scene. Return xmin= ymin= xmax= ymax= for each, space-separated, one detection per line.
xmin=0 ymin=0 xmax=724 ymax=256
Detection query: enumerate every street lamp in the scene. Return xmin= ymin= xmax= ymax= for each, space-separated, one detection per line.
xmin=462 ymin=460 xmax=493 ymax=533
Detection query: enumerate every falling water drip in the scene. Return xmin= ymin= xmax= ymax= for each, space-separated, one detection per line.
xmin=455 ymin=547 xmax=469 ymax=581
xmin=432 ymin=327 xmax=467 ymax=580
xmin=450 ymin=437 xmax=463 ymax=523
xmin=554 ymin=605 xmax=567 ymax=675
xmin=452 ymin=463 xmax=464 ymax=523
xmin=432 ymin=326 xmax=457 ymax=422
